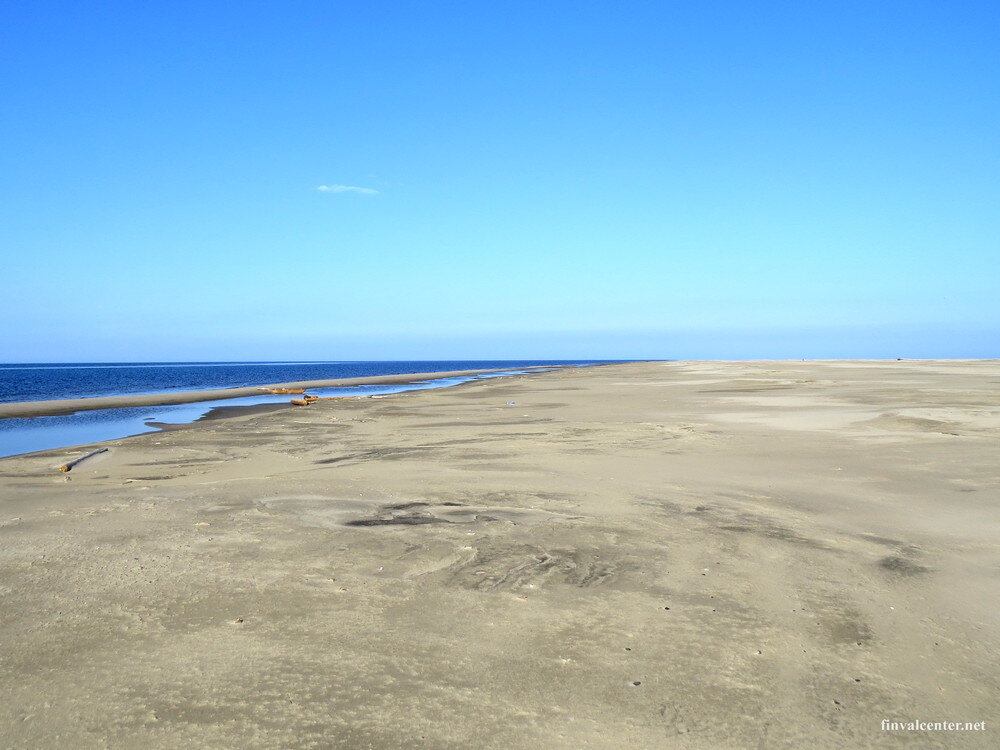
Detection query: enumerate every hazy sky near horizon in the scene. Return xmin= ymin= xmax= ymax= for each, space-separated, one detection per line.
xmin=1 ymin=1 xmax=997 ymax=361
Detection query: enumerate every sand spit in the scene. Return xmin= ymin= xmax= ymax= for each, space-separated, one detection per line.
xmin=0 ymin=367 xmax=544 ymax=419
xmin=0 ymin=361 xmax=997 ymax=748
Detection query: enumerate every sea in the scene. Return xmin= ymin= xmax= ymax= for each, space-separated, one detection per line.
xmin=0 ymin=360 xmax=610 ymax=458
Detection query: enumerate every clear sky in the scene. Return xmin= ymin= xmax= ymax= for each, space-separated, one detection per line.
xmin=1 ymin=1 xmax=997 ymax=361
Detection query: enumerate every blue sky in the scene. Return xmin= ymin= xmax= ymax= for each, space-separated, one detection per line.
xmin=1 ymin=1 xmax=997 ymax=360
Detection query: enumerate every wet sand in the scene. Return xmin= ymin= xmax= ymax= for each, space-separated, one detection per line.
xmin=0 ymin=361 xmax=997 ymax=748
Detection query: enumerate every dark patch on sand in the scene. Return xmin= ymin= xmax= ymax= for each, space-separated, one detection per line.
xmin=859 ymin=533 xmax=905 ymax=547
xmin=879 ymin=555 xmax=930 ymax=575
xmin=346 ymin=515 xmax=447 ymax=527
xmin=383 ymin=501 xmax=432 ymax=511
xmin=819 ymin=606 xmax=877 ymax=646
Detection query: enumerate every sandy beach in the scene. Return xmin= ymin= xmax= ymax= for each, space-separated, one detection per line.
xmin=0 ymin=360 xmax=997 ymax=748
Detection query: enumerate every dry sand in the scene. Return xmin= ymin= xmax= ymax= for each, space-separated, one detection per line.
xmin=0 ymin=361 xmax=997 ymax=748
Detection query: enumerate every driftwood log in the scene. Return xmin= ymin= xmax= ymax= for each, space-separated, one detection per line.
xmin=290 ymin=394 xmax=340 ymax=406
xmin=59 ymin=447 xmax=109 ymax=472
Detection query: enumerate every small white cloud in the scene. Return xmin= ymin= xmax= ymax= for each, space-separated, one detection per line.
xmin=316 ymin=184 xmax=379 ymax=195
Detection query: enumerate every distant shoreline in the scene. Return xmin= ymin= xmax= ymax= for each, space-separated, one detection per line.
xmin=0 ymin=367 xmax=555 ymax=419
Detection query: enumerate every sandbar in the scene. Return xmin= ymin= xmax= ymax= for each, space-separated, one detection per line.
xmin=0 ymin=367 xmax=544 ymax=419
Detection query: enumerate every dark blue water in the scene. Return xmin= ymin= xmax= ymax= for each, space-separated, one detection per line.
xmin=0 ymin=361 xmax=612 ymax=458
xmin=0 ymin=361 xmax=598 ymax=404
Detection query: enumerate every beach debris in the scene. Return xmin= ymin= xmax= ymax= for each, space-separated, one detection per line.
xmin=290 ymin=394 xmax=340 ymax=406
xmin=58 ymin=447 xmax=108 ymax=473
xmin=506 ymin=401 xmax=517 ymax=405
xmin=259 ymin=387 xmax=307 ymax=394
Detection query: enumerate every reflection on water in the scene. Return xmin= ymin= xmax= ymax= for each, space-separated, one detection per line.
xmin=0 ymin=370 xmax=538 ymax=459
